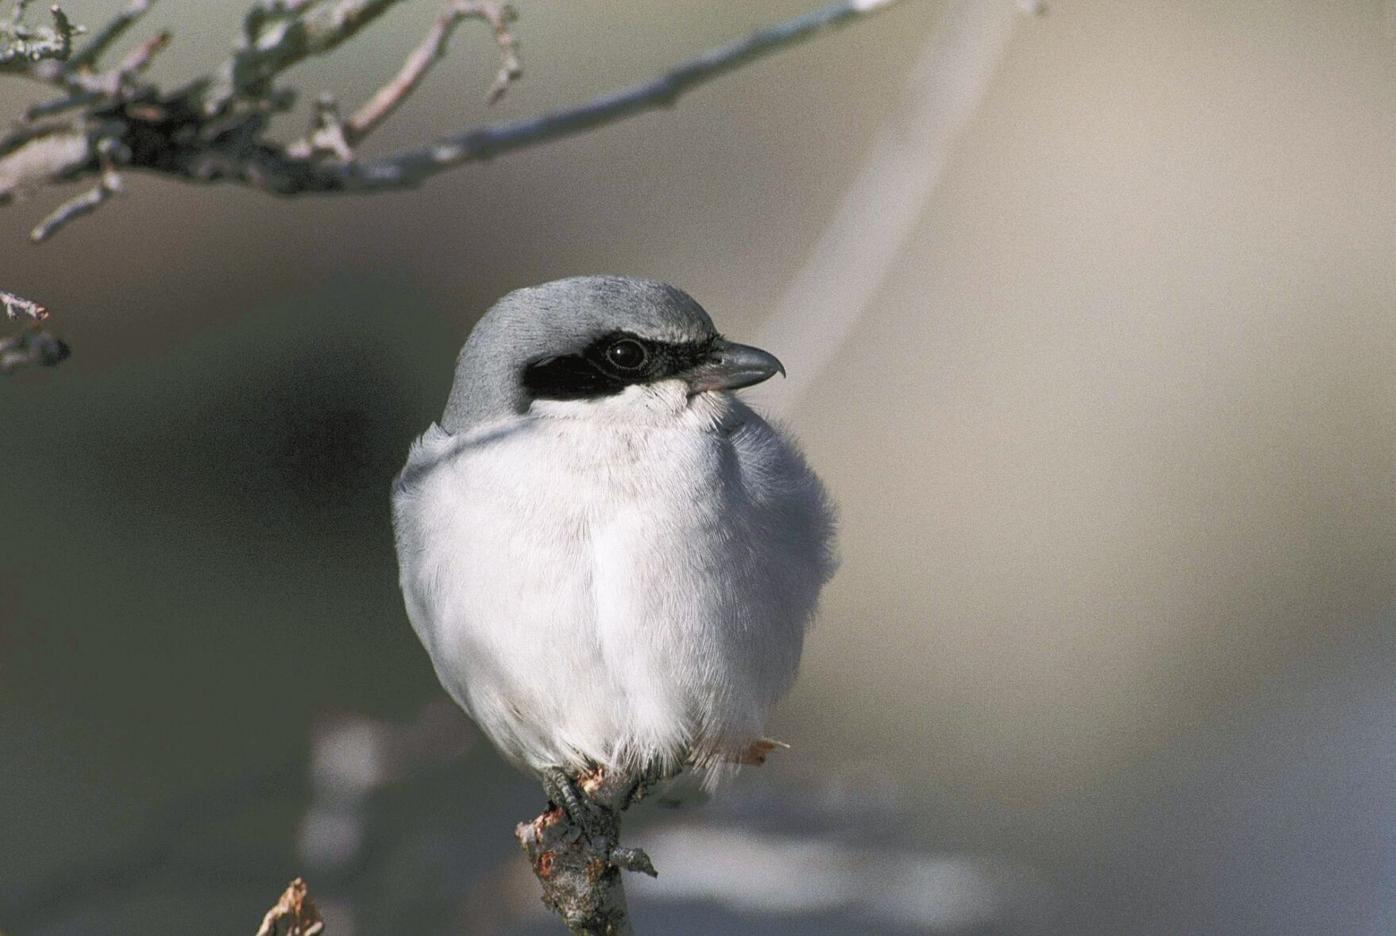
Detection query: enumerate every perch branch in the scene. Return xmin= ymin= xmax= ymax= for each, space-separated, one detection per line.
xmin=516 ymin=764 xmax=672 ymax=936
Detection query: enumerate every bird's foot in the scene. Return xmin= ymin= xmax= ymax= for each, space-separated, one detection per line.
xmin=541 ymin=767 xmax=608 ymax=841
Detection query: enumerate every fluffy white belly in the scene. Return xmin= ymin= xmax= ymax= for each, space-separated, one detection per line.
xmin=392 ymin=387 xmax=835 ymax=779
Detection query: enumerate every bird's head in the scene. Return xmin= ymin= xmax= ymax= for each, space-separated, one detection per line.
xmin=442 ymin=275 xmax=784 ymax=431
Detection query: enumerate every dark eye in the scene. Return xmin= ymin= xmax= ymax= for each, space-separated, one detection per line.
xmin=604 ymin=338 xmax=648 ymax=371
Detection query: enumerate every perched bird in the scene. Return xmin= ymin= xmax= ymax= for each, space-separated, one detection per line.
xmin=392 ymin=276 xmax=836 ymax=814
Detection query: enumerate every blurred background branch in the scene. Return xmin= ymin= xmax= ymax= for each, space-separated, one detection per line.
xmin=0 ymin=0 xmax=917 ymax=374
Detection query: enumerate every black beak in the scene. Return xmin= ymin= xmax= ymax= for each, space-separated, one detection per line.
xmin=685 ymin=340 xmax=786 ymax=393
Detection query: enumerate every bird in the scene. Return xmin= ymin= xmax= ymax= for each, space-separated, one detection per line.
xmin=391 ymin=275 xmax=837 ymax=824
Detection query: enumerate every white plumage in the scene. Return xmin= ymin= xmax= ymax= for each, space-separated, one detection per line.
xmin=392 ymin=277 xmax=836 ymax=787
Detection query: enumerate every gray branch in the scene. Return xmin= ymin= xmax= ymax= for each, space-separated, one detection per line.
xmin=201 ymin=0 xmax=409 ymax=115
xmin=0 ymin=0 xmax=916 ymax=208
xmin=286 ymin=1 xmax=519 ymax=161
xmin=30 ymin=158 xmax=122 ymax=241
xmin=64 ymin=0 xmax=148 ymax=73
xmin=0 ymin=0 xmax=918 ymax=372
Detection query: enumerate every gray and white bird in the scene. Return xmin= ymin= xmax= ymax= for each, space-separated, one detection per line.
xmin=392 ymin=276 xmax=836 ymax=802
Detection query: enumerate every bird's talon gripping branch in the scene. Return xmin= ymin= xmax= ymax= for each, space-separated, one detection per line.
xmin=542 ymin=766 xmax=608 ymax=841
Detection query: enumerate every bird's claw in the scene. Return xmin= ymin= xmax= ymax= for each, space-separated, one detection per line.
xmin=542 ymin=766 xmax=660 ymax=876
xmin=542 ymin=767 xmax=608 ymax=840
xmin=610 ymin=846 xmax=658 ymax=877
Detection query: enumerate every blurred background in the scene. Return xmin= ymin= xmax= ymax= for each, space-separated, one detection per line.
xmin=2 ymin=0 xmax=1394 ymax=933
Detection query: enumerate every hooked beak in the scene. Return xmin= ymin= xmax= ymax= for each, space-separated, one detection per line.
xmin=685 ymin=339 xmax=786 ymax=393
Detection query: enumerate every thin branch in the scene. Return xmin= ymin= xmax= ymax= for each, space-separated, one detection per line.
xmin=34 ymin=27 xmax=168 ymax=108
xmin=339 ymin=0 xmax=912 ymax=191
xmin=64 ymin=0 xmax=149 ymax=73
xmin=468 ymin=1 xmax=520 ymax=105
xmin=347 ymin=0 xmax=519 ymax=145
xmin=288 ymin=0 xmax=519 ymax=160
xmin=202 ymin=0 xmax=410 ymax=114
xmin=30 ymin=157 xmax=121 ymax=242
xmin=110 ymin=27 xmax=168 ymax=79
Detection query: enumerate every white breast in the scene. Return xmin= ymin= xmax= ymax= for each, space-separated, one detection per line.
xmin=391 ymin=383 xmax=836 ymax=782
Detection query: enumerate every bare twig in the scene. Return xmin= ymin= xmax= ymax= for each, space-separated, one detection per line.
xmin=288 ymin=0 xmax=518 ymax=160
xmin=0 ymin=0 xmax=917 ymax=219
xmin=254 ymin=878 xmax=325 ymax=936
xmin=33 ymin=26 xmax=168 ymax=108
xmin=30 ymin=141 xmax=122 ymax=241
xmin=110 ymin=27 xmax=168 ymax=80
xmin=64 ymin=0 xmax=149 ymax=73
xmin=202 ymin=0 xmax=410 ymax=114
xmin=335 ymin=0 xmax=913 ymax=191
xmin=468 ymin=1 xmax=520 ymax=104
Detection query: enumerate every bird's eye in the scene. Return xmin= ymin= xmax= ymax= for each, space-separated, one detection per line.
xmin=605 ymin=338 xmax=648 ymax=371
